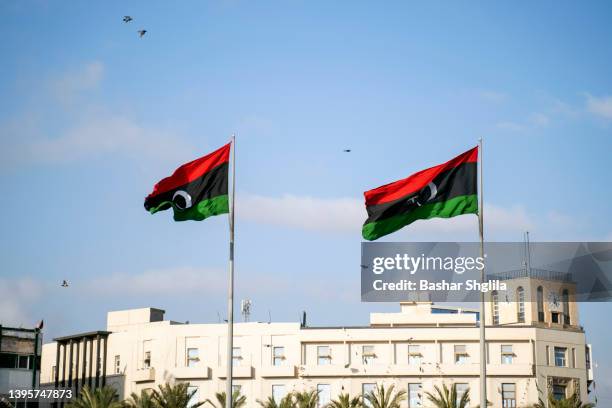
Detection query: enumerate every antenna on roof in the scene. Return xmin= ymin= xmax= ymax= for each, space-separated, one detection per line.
xmin=523 ymin=231 xmax=532 ymax=274
xmin=300 ymin=311 xmax=307 ymax=328
xmin=241 ymin=299 xmax=252 ymax=322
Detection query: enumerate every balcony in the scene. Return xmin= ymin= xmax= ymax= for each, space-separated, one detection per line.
xmin=133 ymin=368 xmax=155 ymax=383
xmin=172 ymin=366 xmax=210 ymax=380
xmin=260 ymin=365 xmax=296 ymax=378
xmin=217 ymin=365 xmax=253 ymax=379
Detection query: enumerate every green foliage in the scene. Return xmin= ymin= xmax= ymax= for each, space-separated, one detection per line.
xmin=424 ymin=384 xmax=470 ymax=408
xmin=531 ymin=392 xmax=595 ymax=408
xmin=363 ymin=384 xmax=406 ymax=408
xmin=152 ymin=383 xmax=205 ymax=408
xmin=256 ymin=394 xmax=296 ymax=408
xmin=205 ymin=390 xmax=247 ymax=408
xmin=124 ymin=389 xmax=156 ymax=408
xmin=294 ymin=390 xmax=320 ymax=408
xmin=325 ymin=393 xmax=362 ymax=408
xmin=67 ymin=386 xmax=123 ymax=408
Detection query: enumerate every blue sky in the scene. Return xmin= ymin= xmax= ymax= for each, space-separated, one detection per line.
xmin=1 ymin=0 xmax=612 ymax=403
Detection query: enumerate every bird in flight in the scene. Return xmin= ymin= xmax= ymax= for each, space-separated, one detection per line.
xmin=343 ymin=149 xmax=352 ymax=153
xmin=61 ymin=280 xmax=69 ymax=288
xmin=123 ymin=16 xmax=133 ymax=23
xmin=138 ymin=29 xmax=147 ymax=38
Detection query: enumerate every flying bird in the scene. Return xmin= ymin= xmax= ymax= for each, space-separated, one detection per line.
xmin=123 ymin=16 xmax=133 ymax=23
xmin=61 ymin=280 xmax=69 ymax=288
xmin=343 ymin=149 xmax=351 ymax=153
xmin=138 ymin=29 xmax=147 ymax=38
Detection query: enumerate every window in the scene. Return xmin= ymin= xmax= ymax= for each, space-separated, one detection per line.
xmin=362 ymin=383 xmax=376 ymax=408
xmin=51 ymin=365 xmax=57 ymax=381
xmin=553 ymin=384 xmax=566 ymax=400
xmin=551 ymin=312 xmax=561 ymax=324
xmin=232 ymin=347 xmax=242 ymax=367
xmin=362 ymin=345 xmax=376 ymax=365
xmin=272 ymin=385 xmax=286 ymax=403
xmin=501 ymin=345 xmax=514 ymax=365
xmin=273 ymin=347 xmax=285 ymax=366
xmin=408 ymin=383 xmax=422 ymax=407
xmin=586 ymin=346 xmax=591 ymax=370
xmin=187 ymin=386 xmax=199 ymax=408
xmin=562 ymin=289 xmax=570 ymax=325
xmin=408 ymin=345 xmax=422 ymax=365
xmin=537 ymin=286 xmax=545 ymax=322
xmin=554 ymin=347 xmax=567 ymax=367
xmin=517 ymin=287 xmax=525 ymax=323
xmin=317 ymin=346 xmax=331 ymax=365
xmin=492 ymin=291 xmax=500 ymax=325
xmin=17 ymin=355 xmax=30 ymax=369
xmin=186 ymin=348 xmax=199 ymax=367
xmin=143 ymin=351 xmax=151 ymax=369
xmin=114 ymin=355 xmax=121 ymax=374
xmin=571 ymin=348 xmax=576 ymax=368
xmin=455 ymin=384 xmax=468 ymax=406
xmin=317 ymin=384 xmax=331 ymax=407
xmin=502 ymin=383 xmax=516 ymax=408
xmin=454 ymin=345 xmax=468 ymax=364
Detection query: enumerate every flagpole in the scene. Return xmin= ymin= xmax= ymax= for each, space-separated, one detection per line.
xmin=478 ymin=137 xmax=487 ymax=408
xmin=225 ymin=134 xmax=236 ymax=408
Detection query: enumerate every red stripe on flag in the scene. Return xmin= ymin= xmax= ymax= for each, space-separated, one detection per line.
xmin=364 ymin=146 xmax=478 ymax=206
xmin=147 ymin=142 xmax=231 ymax=198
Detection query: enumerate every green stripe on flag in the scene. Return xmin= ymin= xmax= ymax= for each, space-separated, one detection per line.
xmin=173 ymin=194 xmax=229 ymax=222
xmin=362 ymin=194 xmax=478 ymax=241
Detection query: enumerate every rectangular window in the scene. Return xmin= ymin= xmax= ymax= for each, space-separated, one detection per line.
xmin=317 ymin=346 xmax=331 ymax=365
xmin=502 ymin=383 xmax=516 ymax=408
xmin=362 ymin=345 xmax=376 ymax=365
xmin=273 ymin=347 xmax=285 ymax=366
xmin=143 ymin=351 xmax=151 ymax=369
xmin=455 ymin=384 xmax=468 ymax=406
xmin=17 ymin=355 xmax=30 ymax=369
xmin=51 ymin=365 xmax=57 ymax=381
xmin=454 ymin=345 xmax=468 ymax=364
xmin=272 ymin=385 xmax=286 ymax=403
xmin=408 ymin=345 xmax=422 ymax=365
xmin=186 ymin=348 xmax=199 ymax=367
xmin=187 ymin=386 xmax=199 ymax=408
xmin=551 ymin=312 xmax=561 ymax=324
xmin=362 ymin=383 xmax=376 ymax=408
xmin=586 ymin=346 xmax=591 ymax=370
xmin=554 ymin=347 xmax=567 ymax=367
xmin=408 ymin=383 xmax=422 ymax=407
xmin=546 ymin=346 xmax=550 ymax=365
xmin=232 ymin=347 xmax=242 ymax=367
xmin=317 ymin=384 xmax=331 ymax=407
xmin=501 ymin=345 xmax=514 ymax=365
xmin=553 ymin=384 xmax=566 ymax=400
xmin=114 ymin=355 xmax=121 ymax=374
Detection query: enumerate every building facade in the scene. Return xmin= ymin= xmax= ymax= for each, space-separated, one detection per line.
xmin=40 ymin=274 xmax=594 ymax=407
xmin=0 ymin=326 xmax=42 ymax=401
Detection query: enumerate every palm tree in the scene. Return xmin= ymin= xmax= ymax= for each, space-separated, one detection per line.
xmin=294 ymin=390 xmax=319 ymax=408
xmin=424 ymin=384 xmax=470 ymax=408
xmin=68 ymin=386 xmax=123 ymax=408
xmin=123 ymin=389 xmax=156 ymax=408
xmin=257 ymin=394 xmax=296 ymax=408
xmin=531 ymin=392 xmax=595 ymax=408
xmin=325 ymin=393 xmax=362 ymax=408
xmin=363 ymin=384 xmax=406 ymax=408
xmin=152 ymin=383 xmax=205 ymax=408
xmin=205 ymin=390 xmax=247 ymax=408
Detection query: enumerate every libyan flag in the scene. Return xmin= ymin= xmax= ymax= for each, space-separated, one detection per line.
xmin=144 ymin=143 xmax=231 ymax=221
xmin=362 ymin=146 xmax=478 ymax=241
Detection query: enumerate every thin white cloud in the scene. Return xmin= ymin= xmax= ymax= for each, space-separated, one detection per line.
xmin=585 ymin=94 xmax=612 ymax=120
xmin=529 ymin=113 xmax=550 ymax=127
xmin=51 ymin=61 xmax=105 ymax=104
xmin=237 ymin=193 xmax=534 ymax=239
xmin=496 ymin=121 xmax=526 ymax=132
xmin=0 ymin=277 xmax=44 ymax=327
xmin=477 ymin=90 xmax=507 ymax=103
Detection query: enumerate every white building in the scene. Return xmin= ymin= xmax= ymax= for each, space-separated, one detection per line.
xmin=40 ymin=272 xmax=594 ymax=407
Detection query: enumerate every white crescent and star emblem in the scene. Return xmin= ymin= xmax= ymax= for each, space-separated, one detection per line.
xmin=406 ymin=182 xmax=438 ymax=207
xmin=172 ymin=190 xmax=193 ymax=211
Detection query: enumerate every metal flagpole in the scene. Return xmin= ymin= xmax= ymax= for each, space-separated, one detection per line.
xmin=225 ymin=134 xmax=236 ymax=408
xmin=478 ymin=138 xmax=487 ymax=408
